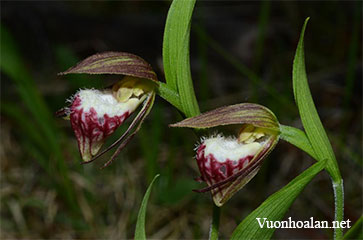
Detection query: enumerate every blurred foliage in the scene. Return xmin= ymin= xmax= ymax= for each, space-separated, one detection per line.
xmin=1 ymin=1 xmax=362 ymax=239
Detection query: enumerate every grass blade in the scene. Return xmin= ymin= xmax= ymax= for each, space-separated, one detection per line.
xmin=1 ymin=24 xmax=79 ymax=214
xmin=231 ymin=159 xmax=326 ymax=239
xmin=134 ymin=174 xmax=160 ymax=240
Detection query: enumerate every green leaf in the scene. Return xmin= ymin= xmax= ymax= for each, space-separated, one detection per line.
xmin=162 ymin=0 xmax=200 ymax=117
xmin=176 ymin=27 xmax=200 ymax=117
xmin=279 ymin=124 xmax=317 ymax=160
xmin=134 ymin=174 xmax=160 ymax=240
xmin=163 ymin=0 xmax=193 ymax=91
xmin=230 ymin=159 xmax=326 ymax=239
xmin=292 ymin=18 xmax=340 ymax=181
xmin=293 ymin=18 xmax=344 ymax=239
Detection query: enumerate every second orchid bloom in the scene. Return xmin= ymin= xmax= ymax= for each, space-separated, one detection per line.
xmin=171 ymin=103 xmax=280 ymax=206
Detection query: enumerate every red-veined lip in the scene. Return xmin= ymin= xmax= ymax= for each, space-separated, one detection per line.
xmin=196 ymin=135 xmax=263 ymax=184
xmin=69 ymin=89 xmax=145 ymax=162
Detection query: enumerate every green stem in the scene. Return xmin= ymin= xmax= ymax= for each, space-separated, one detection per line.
xmin=279 ymin=124 xmax=318 ymax=160
xmin=209 ymin=205 xmax=221 ymax=240
xmin=333 ymin=180 xmax=344 ymax=240
xmin=156 ymin=82 xmax=183 ymax=112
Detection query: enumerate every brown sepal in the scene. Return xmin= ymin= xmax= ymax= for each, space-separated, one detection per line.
xmin=58 ymin=51 xmax=158 ymax=83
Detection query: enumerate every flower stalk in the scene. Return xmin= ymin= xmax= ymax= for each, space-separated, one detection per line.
xmin=209 ymin=204 xmax=221 ymax=240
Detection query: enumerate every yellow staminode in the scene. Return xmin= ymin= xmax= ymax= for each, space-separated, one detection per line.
xmin=113 ymin=76 xmax=154 ymax=103
xmin=238 ymin=125 xmax=266 ymax=144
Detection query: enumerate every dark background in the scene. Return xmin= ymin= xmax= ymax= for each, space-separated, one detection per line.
xmin=1 ymin=1 xmax=362 ymax=239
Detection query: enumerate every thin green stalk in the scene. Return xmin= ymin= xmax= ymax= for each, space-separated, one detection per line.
xmin=209 ymin=205 xmax=221 ymax=240
xmin=333 ymin=180 xmax=344 ymax=240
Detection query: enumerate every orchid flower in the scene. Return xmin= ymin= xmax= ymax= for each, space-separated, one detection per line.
xmin=56 ymin=52 xmax=158 ymax=168
xmin=171 ymin=103 xmax=280 ymax=206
